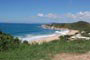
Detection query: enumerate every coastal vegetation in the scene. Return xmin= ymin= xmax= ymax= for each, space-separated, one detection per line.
xmin=1 ymin=37 xmax=90 ymax=60
xmin=0 ymin=31 xmax=20 ymax=51
xmin=0 ymin=21 xmax=90 ymax=60
xmin=45 ymin=21 xmax=90 ymax=32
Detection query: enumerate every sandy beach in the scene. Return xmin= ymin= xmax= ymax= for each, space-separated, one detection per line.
xmin=28 ymin=29 xmax=79 ymax=44
xmin=29 ymin=34 xmax=60 ymax=44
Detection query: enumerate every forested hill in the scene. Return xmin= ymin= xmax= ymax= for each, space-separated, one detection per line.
xmin=46 ymin=21 xmax=90 ymax=32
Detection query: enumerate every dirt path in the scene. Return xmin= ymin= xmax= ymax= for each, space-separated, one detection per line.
xmin=52 ymin=52 xmax=90 ymax=60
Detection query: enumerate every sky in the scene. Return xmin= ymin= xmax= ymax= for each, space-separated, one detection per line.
xmin=0 ymin=0 xmax=90 ymax=23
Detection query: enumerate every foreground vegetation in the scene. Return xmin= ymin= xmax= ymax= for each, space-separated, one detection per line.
xmin=1 ymin=34 xmax=90 ymax=60
xmin=0 ymin=31 xmax=20 ymax=51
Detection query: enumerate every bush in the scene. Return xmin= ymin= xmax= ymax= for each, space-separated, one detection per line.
xmin=23 ymin=40 xmax=29 ymax=45
xmin=0 ymin=32 xmax=21 ymax=51
xmin=60 ymin=35 xmax=71 ymax=41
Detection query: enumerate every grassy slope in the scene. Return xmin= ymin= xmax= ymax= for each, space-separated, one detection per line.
xmin=0 ymin=39 xmax=90 ymax=60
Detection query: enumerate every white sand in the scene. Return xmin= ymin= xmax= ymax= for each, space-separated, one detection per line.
xmin=27 ymin=30 xmax=79 ymax=44
xmin=29 ymin=34 xmax=60 ymax=44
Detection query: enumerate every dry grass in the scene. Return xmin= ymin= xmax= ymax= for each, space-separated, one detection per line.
xmin=52 ymin=52 xmax=90 ymax=60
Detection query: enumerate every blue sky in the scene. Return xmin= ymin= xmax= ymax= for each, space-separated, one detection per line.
xmin=0 ymin=0 xmax=90 ymax=23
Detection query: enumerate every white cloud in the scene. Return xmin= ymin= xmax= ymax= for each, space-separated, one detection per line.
xmin=37 ymin=11 xmax=90 ymax=22
xmin=37 ymin=13 xmax=63 ymax=19
xmin=46 ymin=13 xmax=61 ymax=19
xmin=37 ymin=13 xmax=44 ymax=17
xmin=66 ymin=11 xmax=90 ymax=20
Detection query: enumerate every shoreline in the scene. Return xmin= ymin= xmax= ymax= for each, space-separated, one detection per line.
xmin=27 ymin=30 xmax=79 ymax=44
xmin=20 ymin=25 xmax=80 ymax=44
xmin=28 ymin=34 xmax=60 ymax=44
xmin=41 ymin=24 xmax=69 ymax=30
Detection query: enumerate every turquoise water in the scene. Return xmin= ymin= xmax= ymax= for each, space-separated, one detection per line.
xmin=0 ymin=23 xmax=58 ymax=41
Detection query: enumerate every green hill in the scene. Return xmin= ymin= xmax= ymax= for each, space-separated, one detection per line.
xmin=46 ymin=21 xmax=90 ymax=32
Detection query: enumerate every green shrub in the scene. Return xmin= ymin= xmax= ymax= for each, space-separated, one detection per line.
xmin=0 ymin=32 xmax=21 ymax=51
xmin=23 ymin=40 xmax=29 ymax=45
xmin=60 ymin=35 xmax=70 ymax=41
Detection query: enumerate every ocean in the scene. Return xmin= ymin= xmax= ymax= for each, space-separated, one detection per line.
xmin=0 ymin=23 xmax=61 ymax=41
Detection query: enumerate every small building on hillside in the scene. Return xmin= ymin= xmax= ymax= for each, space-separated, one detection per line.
xmin=69 ymin=34 xmax=90 ymax=40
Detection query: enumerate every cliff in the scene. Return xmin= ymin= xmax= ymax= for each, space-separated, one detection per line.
xmin=41 ymin=25 xmax=69 ymax=30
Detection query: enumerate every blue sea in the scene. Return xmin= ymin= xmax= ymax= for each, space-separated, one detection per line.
xmin=0 ymin=23 xmax=60 ymax=41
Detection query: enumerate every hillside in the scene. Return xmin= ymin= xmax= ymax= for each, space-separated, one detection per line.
xmin=45 ymin=21 xmax=90 ymax=32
